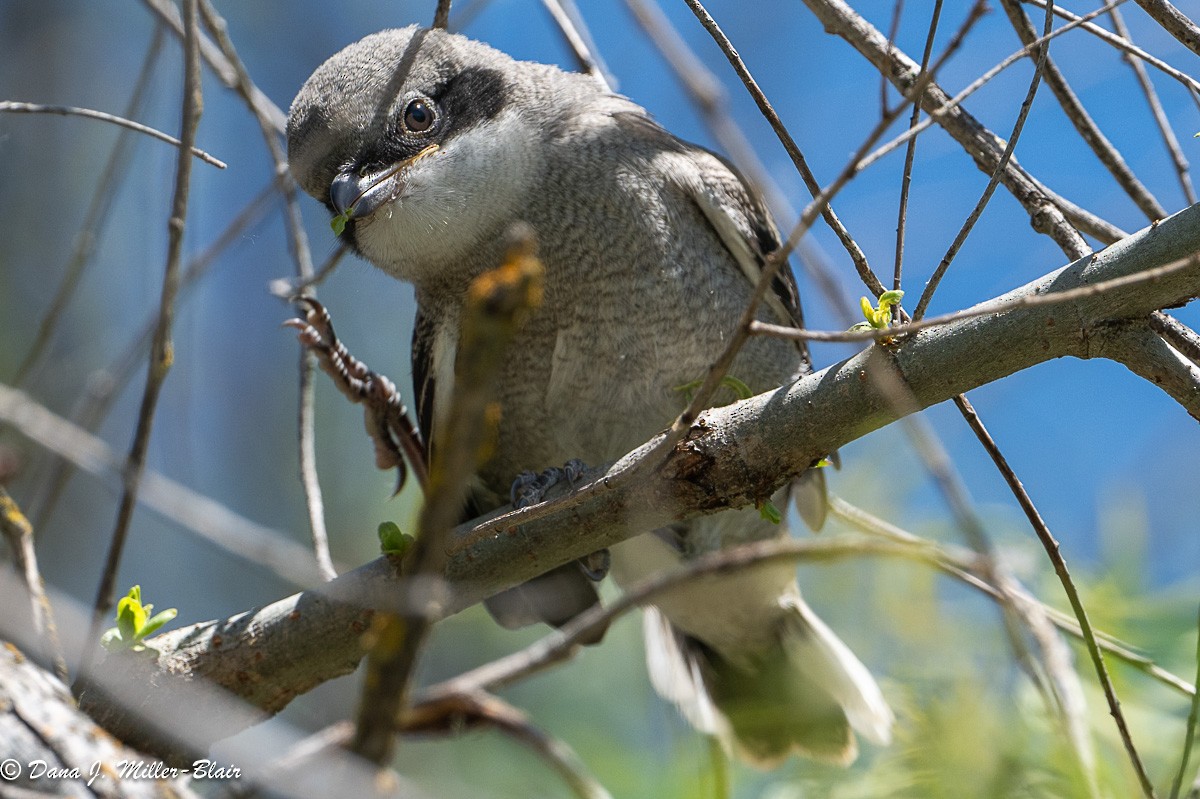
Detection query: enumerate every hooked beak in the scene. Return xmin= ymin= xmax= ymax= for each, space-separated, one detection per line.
xmin=329 ymin=144 xmax=440 ymax=221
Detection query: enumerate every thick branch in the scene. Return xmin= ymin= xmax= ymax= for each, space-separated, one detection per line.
xmin=80 ymin=204 xmax=1200 ymax=749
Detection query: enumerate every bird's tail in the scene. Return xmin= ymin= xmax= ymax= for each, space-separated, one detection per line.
xmin=643 ymin=596 xmax=892 ymax=766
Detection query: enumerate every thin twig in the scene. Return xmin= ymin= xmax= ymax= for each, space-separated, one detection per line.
xmin=402 ymin=690 xmax=613 ymax=799
xmin=858 ymin=0 xmax=1133 ymax=178
xmin=29 ymin=178 xmax=281 ymax=536
xmin=1151 ymin=311 xmax=1200 ymax=368
xmin=0 ymin=487 xmax=66 ymax=681
xmin=1000 ymin=0 xmax=1166 ymax=221
xmin=0 ymin=101 xmax=223 ymax=168
xmin=269 ymin=245 xmax=348 ymax=298
xmin=803 ymin=0 xmax=1094 ymax=258
xmin=1169 ymin=605 xmax=1200 ymax=799
xmin=955 ymin=395 xmax=1104 ymax=791
xmin=12 ymin=29 xmax=166 ymax=386
xmin=680 ymin=0 xmax=881 ymax=295
xmin=750 ymin=252 xmax=1199 ymax=344
xmin=540 ymin=0 xmax=611 ymax=90
xmin=198 ymin=0 xmax=332 ymax=581
xmin=432 ymin=0 xmax=452 ymax=29
xmin=663 ymin=1 xmax=987 ymax=450
xmin=955 ymin=394 xmax=1158 ymax=797
xmin=82 ymin=0 xmax=204 ymax=675
xmin=1022 ymin=0 xmax=1200 ymax=97
xmin=893 ymin=0 xmax=944 ymax=297
xmin=1133 ymin=0 xmax=1200 ymax=57
xmin=865 ymin=350 xmax=1063 ymax=717
xmin=1104 ymin=3 xmax=1196 ymax=205
xmin=421 ymin=536 xmax=947 ymax=703
xmin=140 ymin=0 xmax=288 ymax=134
xmin=830 ymin=496 xmax=1196 ymax=698
xmin=913 ymin=0 xmax=1060 ymax=321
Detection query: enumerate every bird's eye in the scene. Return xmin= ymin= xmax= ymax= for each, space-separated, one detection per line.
xmin=403 ymin=98 xmax=435 ymax=133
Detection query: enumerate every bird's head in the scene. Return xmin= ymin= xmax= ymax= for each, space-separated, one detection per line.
xmin=287 ymin=26 xmax=581 ymax=284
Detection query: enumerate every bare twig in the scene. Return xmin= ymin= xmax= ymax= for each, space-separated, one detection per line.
xmin=0 ymin=101 xmax=224 ymax=168
xmin=751 ymin=251 xmax=1199 ymax=345
xmin=0 ymin=487 xmax=66 ymax=680
xmin=856 ymin=0 xmax=1133 ymax=191
xmin=83 ymin=0 xmax=204 ymax=671
xmin=1022 ymin=0 xmax=1200 ymax=94
xmin=270 ymin=244 xmax=349 ymax=298
xmin=433 ymin=0 xmax=452 ymax=29
xmin=1150 ymin=311 xmax=1200 ymax=368
xmin=1000 ymin=0 xmax=1166 ymax=221
xmin=954 ymin=394 xmax=1143 ymax=796
xmin=803 ymin=0 xmax=1094 ymax=258
xmin=12 ymin=30 xmax=166 ymax=386
xmin=402 ymin=690 xmax=613 ymax=799
xmin=1170 ymin=605 xmax=1200 ymax=799
xmin=680 ymin=0 xmax=880 ymax=294
xmin=1104 ymin=3 xmax=1196 ymax=205
xmin=540 ymin=0 xmax=611 ymax=90
xmin=139 ymin=0 xmax=288 ymax=134
xmin=893 ymin=0 xmax=944 ymax=297
xmin=197 ymin=0 xmax=332 ymax=582
xmin=421 ymin=536 xmax=945 ymax=704
xmin=1133 ymin=0 xmax=1200 ymax=57
xmin=913 ymin=0 xmax=1060 ymax=321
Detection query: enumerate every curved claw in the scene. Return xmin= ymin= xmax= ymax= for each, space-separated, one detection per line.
xmin=509 ymin=459 xmax=593 ymax=509
xmin=577 ymin=549 xmax=610 ymax=581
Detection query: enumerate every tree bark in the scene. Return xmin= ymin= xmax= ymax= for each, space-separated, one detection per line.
xmin=79 ymin=203 xmax=1200 ymax=754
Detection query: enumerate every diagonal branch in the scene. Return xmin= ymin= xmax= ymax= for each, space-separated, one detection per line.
xmin=72 ymin=204 xmax=1200 ymax=749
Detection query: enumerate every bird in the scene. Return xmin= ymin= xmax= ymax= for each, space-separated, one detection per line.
xmin=287 ymin=24 xmax=892 ymax=765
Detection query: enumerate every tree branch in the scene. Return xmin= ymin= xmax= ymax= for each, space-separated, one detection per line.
xmin=77 ymin=204 xmax=1200 ymax=749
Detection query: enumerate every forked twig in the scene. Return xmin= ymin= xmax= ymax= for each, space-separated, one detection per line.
xmin=913 ymin=0 xmax=1062 ymax=320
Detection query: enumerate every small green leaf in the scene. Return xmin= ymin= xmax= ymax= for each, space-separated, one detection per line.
xmin=758 ymin=500 xmax=783 ymax=525
xmin=330 ymin=211 xmax=350 ymax=236
xmin=815 ymin=458 xmax=832 ymax=468
xmin=378 ymin=521 xmax=415 ymax=556
xmin=102 ymin=585 xmax=178 ymax=650
xmin=859 ymin=296 xmax=875 ymax=322
xmin=141 ymin=608 xmax=178 ymax=639
xmin=855 ymin=290 xmax=906 ymax=331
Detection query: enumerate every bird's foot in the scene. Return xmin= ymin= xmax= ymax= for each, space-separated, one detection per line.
xmin=509 ymin=458 xmax=587 ymax=508
xmin=509 ymin=459 xmax=609 ymax=581
xmin=285 ymin=297 xmax=427 ymax=493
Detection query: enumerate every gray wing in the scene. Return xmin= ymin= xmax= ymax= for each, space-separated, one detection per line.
xmin=614 ymin=111 xmax=827 ymax=529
